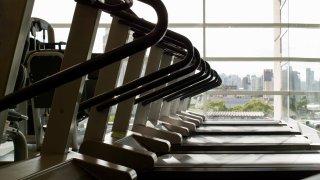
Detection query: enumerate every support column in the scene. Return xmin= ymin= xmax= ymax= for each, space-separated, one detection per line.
xmin=161 ymin=57 xmax=181 ymax=116
xmin=148 ymin=54 xmax=173 ymax=123
xmin=274 ymin=0 xmax=282 ymax=120
xmin=41 ymin=3 xmax=101 ymax=154
xmin=134 ymin=47 xmax=163 ymax=125
xmin=83 ymin=18 xmax=129 ymax=142
xmin=111 ymin=44 xmax=147 ymax=136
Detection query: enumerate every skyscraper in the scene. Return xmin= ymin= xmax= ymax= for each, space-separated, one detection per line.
xmin=306 ymin=68 xmax=314 ymax=90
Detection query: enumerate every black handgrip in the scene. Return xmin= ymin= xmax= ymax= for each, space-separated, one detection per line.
xmin=95 ymin=48 xmax=200 ymax=111
xmin=0 ymin=0 xmax=168 ymax=112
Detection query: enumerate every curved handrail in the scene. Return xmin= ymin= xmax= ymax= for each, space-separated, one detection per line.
xmin=135 ymin=50 xmax=209 ymax=105
xmin=163 ymin=69 xmax=217 ymax=102
xmin=179 ymin=73 xmax=222 ymax=100
xmin=94 ymin=47 xmax=200 ymax=111
xmin=0 ymin=0 xmax=168 ymax=112
xmin=163 ymin=69 xmax=218 ymax=102
xmin=78 ymin=32 xmax=194 ymax=111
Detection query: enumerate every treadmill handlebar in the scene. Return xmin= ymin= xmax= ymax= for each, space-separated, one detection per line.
xmin=137 ymin=57 xmax=210 ymax=105
xmin=0 ymin=0 xmax=168 ymax=112
xmin=95 ymin=48 xmax=200 ymax=111
xmin=79 ymin=30 xmax=194 ymax=111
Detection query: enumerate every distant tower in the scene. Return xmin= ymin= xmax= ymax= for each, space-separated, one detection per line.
xmin=306 ymin=68 xmax=314 ymax=90
xmin=242 ymin=75 xmax=251 ymax=90
xmin=263 ymin=69 xmax=273 ymax=99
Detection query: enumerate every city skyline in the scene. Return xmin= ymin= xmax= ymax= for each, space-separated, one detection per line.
xmin=219 ymin=66 xmax=320 ymax=91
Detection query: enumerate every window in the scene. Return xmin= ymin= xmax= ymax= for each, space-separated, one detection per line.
xmin=206 ymin=28 xmax=274 ymax=57
xmin=206 ymin=0 xmax=273 ymax=23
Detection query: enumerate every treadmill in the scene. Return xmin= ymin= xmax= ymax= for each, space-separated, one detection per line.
xmin=79 ymin=27 xmax=320 ymax=180
xmin=133 ymin=61 xmax=301 ymax=137
xmin=74 ymin=16 xmax=320 ymax=153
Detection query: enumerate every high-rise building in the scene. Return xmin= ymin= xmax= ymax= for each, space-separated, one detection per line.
xmin=251 ymin=75 xmax=263 ymax=91
xmin=263 ymin=69 xmax=273 ymax=90
xmin=306 ymin=68 xmax=314 ymax=90
xmin=289 ymin=67 xmax=301 ymax=91
xmin=242 ymin=75 xmax=251 ymax=90
xmin=263 ymin=69 xmax=273 ymax=99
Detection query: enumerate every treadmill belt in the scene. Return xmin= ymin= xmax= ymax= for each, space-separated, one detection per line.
xmin=202 ymin=120 xmax=284 ymax=126
xmin=135 ymin=153 xmax=320 ymax=179
xmin=205 ymin=118 xmax=275 ymax=122
xmin=184 ymin=135 xmax=310 ymax=144
xmin=156 ymin=153 xmax=320 ymax=167
xmin=171 ymin=135 xmax=315 ymax=151
xmin=194 ymin=125 xmax=300 ymax=135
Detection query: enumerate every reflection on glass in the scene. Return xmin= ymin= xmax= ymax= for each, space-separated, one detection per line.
xmin=280 ymin=33 xmax=289 ymax=57
xmin=281 ymin=62 xmax=289 ymax=91
xmin=281 ymin=1 xmax=289 ymax=24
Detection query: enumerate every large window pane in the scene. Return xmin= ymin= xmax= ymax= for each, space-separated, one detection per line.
xmin=32 ymin=0 xmax=76 ymax=23
xmin=288 ymin=29 xmax=320 ymax=58
xmin=131 ymin=0 xmax=203 ymax=24
xmin=162 ymin=0 xmax=203 ymax=23
xmin=287 ymin=62 xmax=320 ymax=92
xmin=206 ymin=28 xmax=274 ymax=57
xmin=206 ymin=0 xmax=273 ymax=23
xmin=289 ymin=94 xmax=320 ymax=127
xmin=280 ymin=32 xmax=289 ymax=57
xmin=289 ymin=0 xmax=320 ymax=24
